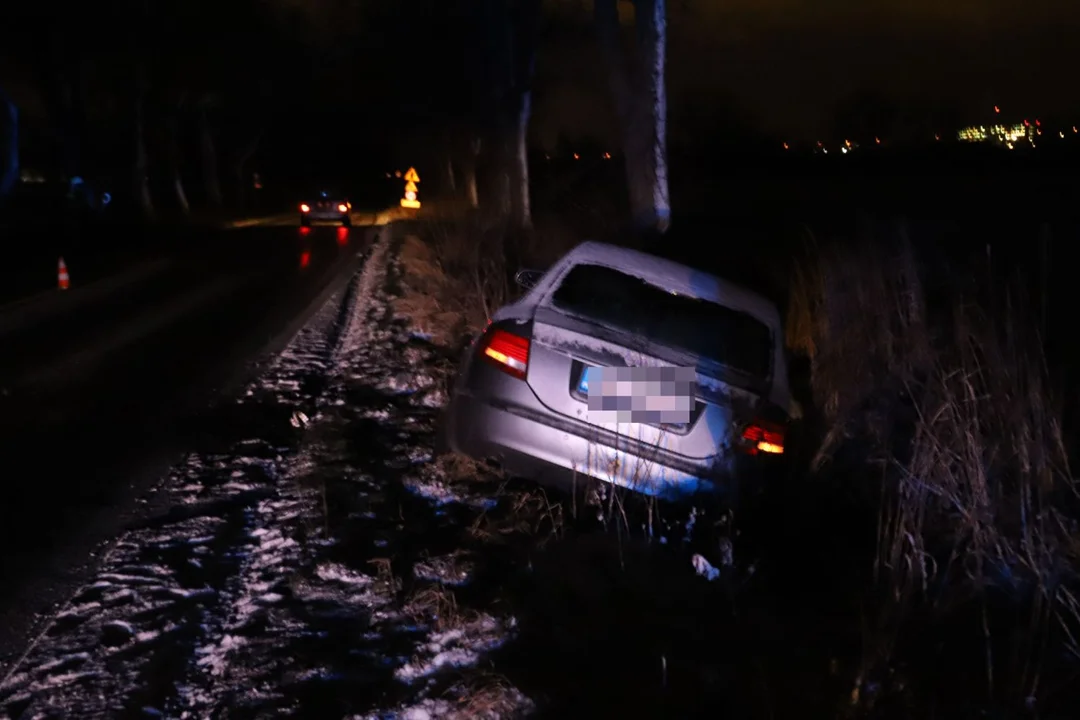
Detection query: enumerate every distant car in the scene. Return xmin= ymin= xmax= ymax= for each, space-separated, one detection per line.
xmin=440 ymin=241 xmax=796 ymax=501
xmin=300 ymin=191 xmax=351 ymax=227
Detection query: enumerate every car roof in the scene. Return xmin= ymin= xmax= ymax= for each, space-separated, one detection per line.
xmin=553 ymin=240 xmax=782 ymax=328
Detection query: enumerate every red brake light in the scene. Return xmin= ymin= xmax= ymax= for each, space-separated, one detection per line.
xmin=481 ymin=328 xmax=530 ymax=379
xmin=338 ymin=203 xmax=348 ymax=213
xmin=741 ymin=421 xmax=785 ymax=455
xmin=300 ymin=203 xmax=310 ymax=213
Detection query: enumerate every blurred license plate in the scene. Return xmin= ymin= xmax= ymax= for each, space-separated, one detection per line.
xmin=579 ymin=365 xmax=696 ymax=426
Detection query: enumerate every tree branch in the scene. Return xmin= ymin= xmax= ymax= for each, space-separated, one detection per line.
xmin=594 ymin=0 xmax=634 ymax=127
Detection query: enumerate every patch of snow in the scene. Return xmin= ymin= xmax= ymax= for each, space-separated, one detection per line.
xmin=195 ymin=634 xmax=246 ymax=676
xmin=0 ymin=229 xmax=540 ymax=719
xmin=692 ymin=553 xmax=720 ymax=581
xmin=413 ymin=554 xmax=475 ymax=587
xmin=315 ymin=561 xmax=373 ymax=587
xmin=394 ymin=615 xmax=514 ymax=683
xmin=402 ymin=475 xmax=466 ymax=506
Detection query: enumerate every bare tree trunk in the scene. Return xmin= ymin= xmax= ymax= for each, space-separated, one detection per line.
xmin=66 ymin=64 xmax=87 ymax=185
xmin=199 ymin=106 xmax=223 ymax=210
xmin=634 ymin=0 xmax=670 ymax=232
xmin=508 ymin=0 xmax=540 ymax=230
xmin=463 ymin=137 xmax=480 ymax=209
xmin=133 ymin=93 xmax=154 ymax=221
xmin=0 ymin=89 xmax=17 ymax=197
xmin=485 ymin=0 xmax=540 ymax=229
xmin=444 ymin=155 xmax=457 ymax=194
xmin=230 ymin=132 xmax=261 ymax=212
xmin=508 ymin=92 xmax=533 ymax=229
xmin=166 ymin=110 xmax=189 ymax=216
xmin=35 ymin=37 xmax=85 ymax=184
xmin=491 ymin=129 xmax=513 ymax=218
xmin=595 ymin=0 xmax=670 ymax=235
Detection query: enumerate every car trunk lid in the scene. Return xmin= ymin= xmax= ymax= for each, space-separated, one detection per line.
xmin=525 ymin=307 xmax=765 ymax=462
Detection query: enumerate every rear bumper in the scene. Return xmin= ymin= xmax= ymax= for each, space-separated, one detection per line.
xmin=301 ymin=211 xmax=349 ymax=222
xmin=447 ymin=390 xmax=741 ymax=501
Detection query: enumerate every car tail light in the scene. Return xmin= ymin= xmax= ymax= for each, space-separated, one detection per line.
xmin=741 ymin=420 xmax=785 ymax=455
xmin=300 ymin=203 xmax=310 ymax=213
xmin=480 ymin=327 xmax=530 ymax=379
xmin=338 ymin=203 xmax=348 ymax=213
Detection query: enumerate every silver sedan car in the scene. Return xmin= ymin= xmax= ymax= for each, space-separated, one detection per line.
xmin=441 ymin=241 xmax=795 ymax=501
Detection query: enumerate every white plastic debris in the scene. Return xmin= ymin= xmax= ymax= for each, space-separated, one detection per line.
xmin=692 ymin=553 xmax=720 ymax=581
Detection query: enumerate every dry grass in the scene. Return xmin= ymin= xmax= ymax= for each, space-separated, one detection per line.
xmin=404 ymin=583 xmax=479 ymax=632
xmin=433 ymin=452 xmax=491 ymax=486
xmin=444 ymin=672 xmax=533 ymax=719
xmin=399 ymin=211 xmax=581 ymax=342
xmin=393 ymin=234 xmax=471 ymax=347
xmin=789 ymin=230 xmax=1080 ymax=709
xmin=367 ymin=557 xmax=402 ymax=594
xmin=465 ymin=485 xmax=565 ymax=547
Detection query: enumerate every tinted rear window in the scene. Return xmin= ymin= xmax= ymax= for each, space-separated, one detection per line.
xmin=550 ymin=263 xmax=773 ymax=378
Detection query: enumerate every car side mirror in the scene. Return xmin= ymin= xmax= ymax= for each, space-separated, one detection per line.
xmin=515 ymin=268 xmax=543 ymax=290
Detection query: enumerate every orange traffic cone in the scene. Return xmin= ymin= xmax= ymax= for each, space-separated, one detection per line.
xmin=58 ymin=257 xmax=70 ymax=290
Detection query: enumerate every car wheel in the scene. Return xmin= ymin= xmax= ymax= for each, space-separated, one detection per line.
xmin=341 ymin=216 xmax=352 ymax=227
xmin=300 ymin=216 xmax=311 ymax=227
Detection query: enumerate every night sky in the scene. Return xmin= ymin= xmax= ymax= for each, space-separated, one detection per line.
xmin=534 ymin=0 xmax=1078 ymax=145
xmin=0 ymin=0 xmax=1075 ymax=156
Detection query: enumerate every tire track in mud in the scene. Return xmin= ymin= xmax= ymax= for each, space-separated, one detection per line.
xmin=0 ymin=236 xmax=382 ymax=719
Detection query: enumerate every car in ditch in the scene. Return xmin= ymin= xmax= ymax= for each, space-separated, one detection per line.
xmin=439 ymin=240 xmax=796 ymax=501
xmin=300 ymin=190 xmax=352 ymax=227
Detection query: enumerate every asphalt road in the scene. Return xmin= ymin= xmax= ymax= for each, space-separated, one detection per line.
xmin=0 ymin=221 xmax=377 ymax=628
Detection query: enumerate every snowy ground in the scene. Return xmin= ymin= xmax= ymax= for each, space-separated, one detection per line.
xmin=1 ymin=226 xmax=759 ymax=720
xmin=0 ymin=229 xmax=535 ymax=719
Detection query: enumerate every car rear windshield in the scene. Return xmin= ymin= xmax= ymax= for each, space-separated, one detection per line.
xmin=550 ymin=263 xmax=773 ymax=378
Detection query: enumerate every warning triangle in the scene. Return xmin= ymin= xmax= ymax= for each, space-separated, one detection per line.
xmin=404 ymin=180 xmax=418 ymax=193
xmin=403 ymin=167 xmax=420 ymax=183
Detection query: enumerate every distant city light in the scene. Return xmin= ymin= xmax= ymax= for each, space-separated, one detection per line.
xmin=573 ymin=153 xmax=579 ymax=159
xmin=782 ymin=142 xmax=789 ymax=150
xmin=957 ymin=123 xmax=1034 ymax=147
xmin=994 ymin=105 xmax=1000 ymax=113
